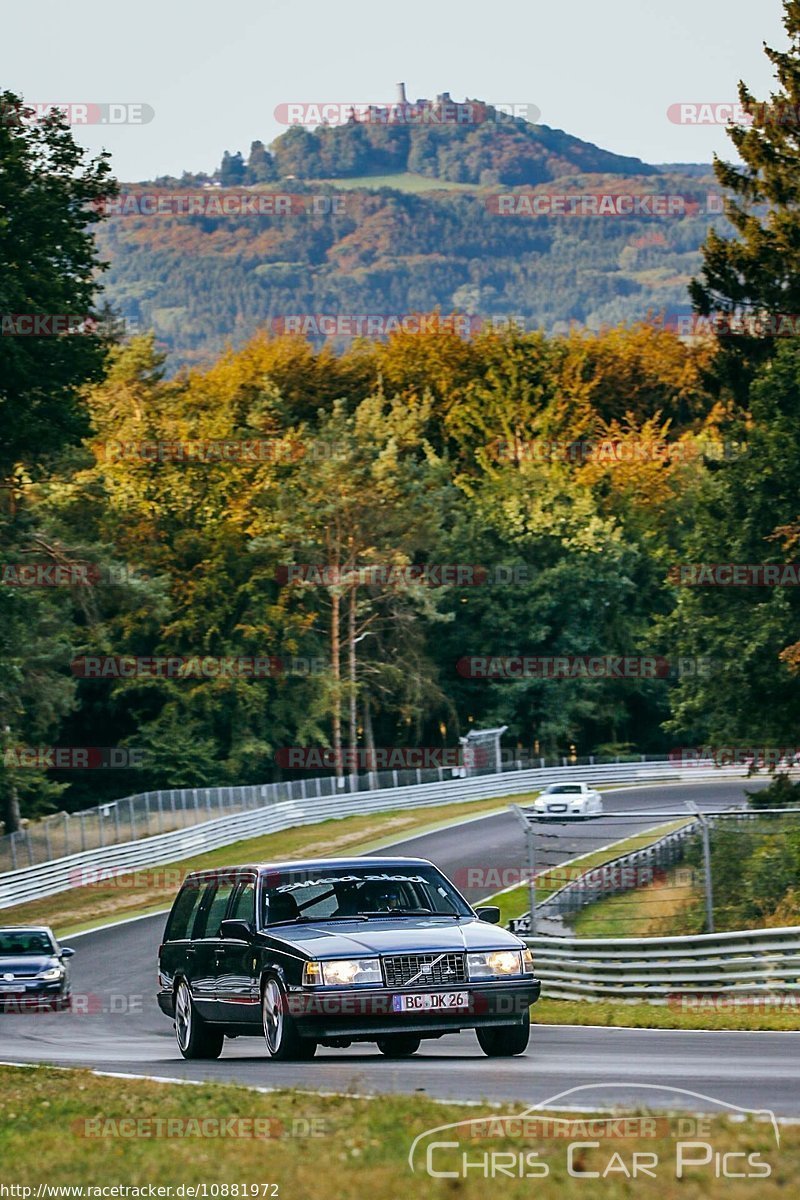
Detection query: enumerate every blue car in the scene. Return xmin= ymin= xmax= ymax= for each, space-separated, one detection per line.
xmin=158 ymin=857 xmax=540 ymax=1061
xmin=0 ymin=926 xmax=75 ymax=1010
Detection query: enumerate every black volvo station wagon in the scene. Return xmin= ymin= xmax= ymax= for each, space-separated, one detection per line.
xmin=157 ymin=857 xmax=541 ymax=1060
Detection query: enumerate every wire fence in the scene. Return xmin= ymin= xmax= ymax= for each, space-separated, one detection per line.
xmin=506 ymin=807 xmax=800 ymax=939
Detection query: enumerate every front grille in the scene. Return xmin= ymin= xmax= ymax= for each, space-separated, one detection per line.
xmin=382 ymin=952 xmax=467 ymax=988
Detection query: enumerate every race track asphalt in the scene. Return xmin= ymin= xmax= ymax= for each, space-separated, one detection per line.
xmin=2 ymin=776 xmax=798 ymax=1117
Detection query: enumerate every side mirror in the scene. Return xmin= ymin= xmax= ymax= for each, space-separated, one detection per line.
xmin=475 ymin=906 xmax=501 ymax=925
xmin=60 ymin=947 xmax=76 ymax=958
xmin=220 ymin=919 xmax=254 ymax=941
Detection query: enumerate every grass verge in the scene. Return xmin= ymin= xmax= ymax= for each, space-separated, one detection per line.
xmin=570 ymin=865 xmax=703 ymax=938
xmin=1 ymin=794 xmax=535 ymax=938
xmin=532 ymin=996 xmax=800 ymax=1031
xmin=0 ymin=1064 xmax=795 ymax=1196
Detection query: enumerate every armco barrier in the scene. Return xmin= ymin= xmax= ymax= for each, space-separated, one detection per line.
xmin=0 ymin=760 xmax=746 ymax=909
xmin=525 ymin=926 xmax=800 ymax=1002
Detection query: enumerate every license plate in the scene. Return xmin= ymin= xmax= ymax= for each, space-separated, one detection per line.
xmin=0 ymin=985 xmax=21 ymax=993
xmin=392 ymin=991 xmax=469 ymax=1012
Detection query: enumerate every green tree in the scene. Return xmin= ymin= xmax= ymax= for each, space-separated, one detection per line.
xmin=0 ymin=91 xmax=116 ymax=476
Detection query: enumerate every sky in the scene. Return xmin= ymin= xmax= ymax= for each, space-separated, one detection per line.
xmin=0 ymin=0 xmax=789 ymax=181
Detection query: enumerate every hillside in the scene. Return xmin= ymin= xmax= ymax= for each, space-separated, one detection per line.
xmin=94 ymin=98 xmax=723 ymax=368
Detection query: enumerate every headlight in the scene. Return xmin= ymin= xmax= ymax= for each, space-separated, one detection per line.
xmin=467 ymin=950 xmax=523 ymax=979
xmin=36 ymin=966 xmax=64 ymax=981
xmin=303 ymin=958 xmax=382 ymax=986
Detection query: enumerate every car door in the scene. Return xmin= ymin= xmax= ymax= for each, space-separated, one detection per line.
xmin=188 ymin=875 xmax=237 ymax=1020
xmin=214 ymin=874 xmax=260 ymax=1023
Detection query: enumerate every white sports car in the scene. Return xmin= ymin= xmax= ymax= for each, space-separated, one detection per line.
xmin=532 ymin=782 xmax=603 ymax=819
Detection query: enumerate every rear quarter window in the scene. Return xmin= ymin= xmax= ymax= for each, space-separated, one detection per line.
xmin=164 ymin=881 xmax=204 ymax=942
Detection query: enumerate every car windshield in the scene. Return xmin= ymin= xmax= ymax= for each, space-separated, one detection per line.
xmin=547 ymin=785 xmax=582 ymax=794
xmin=0 ymin=931 xmax=54 ymax=956
xmin=261 ymin=866 xmax=472 ymax=925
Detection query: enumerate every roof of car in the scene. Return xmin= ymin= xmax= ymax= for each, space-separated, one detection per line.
xmin=0 ymin=926 xmax=55 ymax=934
xmin=186 ymin=856 xmax=435 ymax=880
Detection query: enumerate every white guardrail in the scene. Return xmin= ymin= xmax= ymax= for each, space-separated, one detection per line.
xmin=0 ymin=759 xmax=746 ymax=909
xmin=525 ymin=927 xmax=800 ymax=1003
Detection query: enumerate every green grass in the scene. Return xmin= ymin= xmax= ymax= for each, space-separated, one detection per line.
xmin=485 ymin=819 xmax=692 ymax=926
xmin=533 ymin=996 xmax=800 ymax=1031
xmin=570 ymin=864 xmax=704 ymax=938
xmin=0 ymin=1064 xmax=795 ymax=1196
xmin=1 ymin=792 xmax=539 ymax=938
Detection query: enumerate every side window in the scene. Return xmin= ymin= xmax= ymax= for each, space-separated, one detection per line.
xmin=229 ymin=879 xmax=256 ymax=924
xmin=195 ymin=879 xmax=237 ymax=939
xmin=164 ymin=881 xmax=204 ymax=942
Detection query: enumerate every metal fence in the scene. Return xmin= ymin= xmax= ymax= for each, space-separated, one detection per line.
xmin=0 ymin=758 xmax=748 ymax=909
xmin=509 ymin=817 xmax=702 ymax=936
xmin=0 ymin=752 xmax=679 ymax=873
xmin=525 ymin=926 xmax=800 ymax=1003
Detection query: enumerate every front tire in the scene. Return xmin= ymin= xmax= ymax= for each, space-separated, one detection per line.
xmin=376 ymin=1034 xmax=421 ymax=1058
xmin=174 ymin=980 xmax=224 ymax=1060
xmin=476 ymin=1009 xmax=530 ymax=1057
xmin=262 ymin=975 xmax=316 ymax=1061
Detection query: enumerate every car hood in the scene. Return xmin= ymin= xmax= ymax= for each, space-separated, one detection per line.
xmin=260 ymin=916 xmax=524 ymax=958
xmin=0 ymin=955 xmax=58 ymax=975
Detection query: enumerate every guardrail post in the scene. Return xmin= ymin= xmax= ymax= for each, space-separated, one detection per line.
xmin=129 ymin=796 xmax=136 ymax=840
xmin=44 ymin=820 xmax=52 ymax=861
xmin=114 ymin=802 xmax=121 ymax=842
xmin=392 ymin=770 xmax=398 ymax=788
xmin=79 ymin=812 xmax=87 ymax=852
xmin=10 ymin=832 xmax=16 ymax=871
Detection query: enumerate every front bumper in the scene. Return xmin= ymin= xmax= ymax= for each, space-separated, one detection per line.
xmin=287 ymin=978 xmax=541 ymax=1039
xmin=0 ymin=982 xmax=70 ymax=1011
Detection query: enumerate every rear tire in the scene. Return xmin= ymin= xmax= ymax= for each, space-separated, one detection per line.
xmin=174 ymin=979 xmax=224 ymax=1060
xmin=476 ymin=1010 xmax=530 ymax=1057
xmin=376 ymin=1034 xmax=421 ymax=1058
xmin=262 ymin=975 xmax=316 ymax=1061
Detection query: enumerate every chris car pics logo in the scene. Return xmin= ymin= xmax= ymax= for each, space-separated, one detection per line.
xmin=408 ymin=1085 xmax=779 ymax=1180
